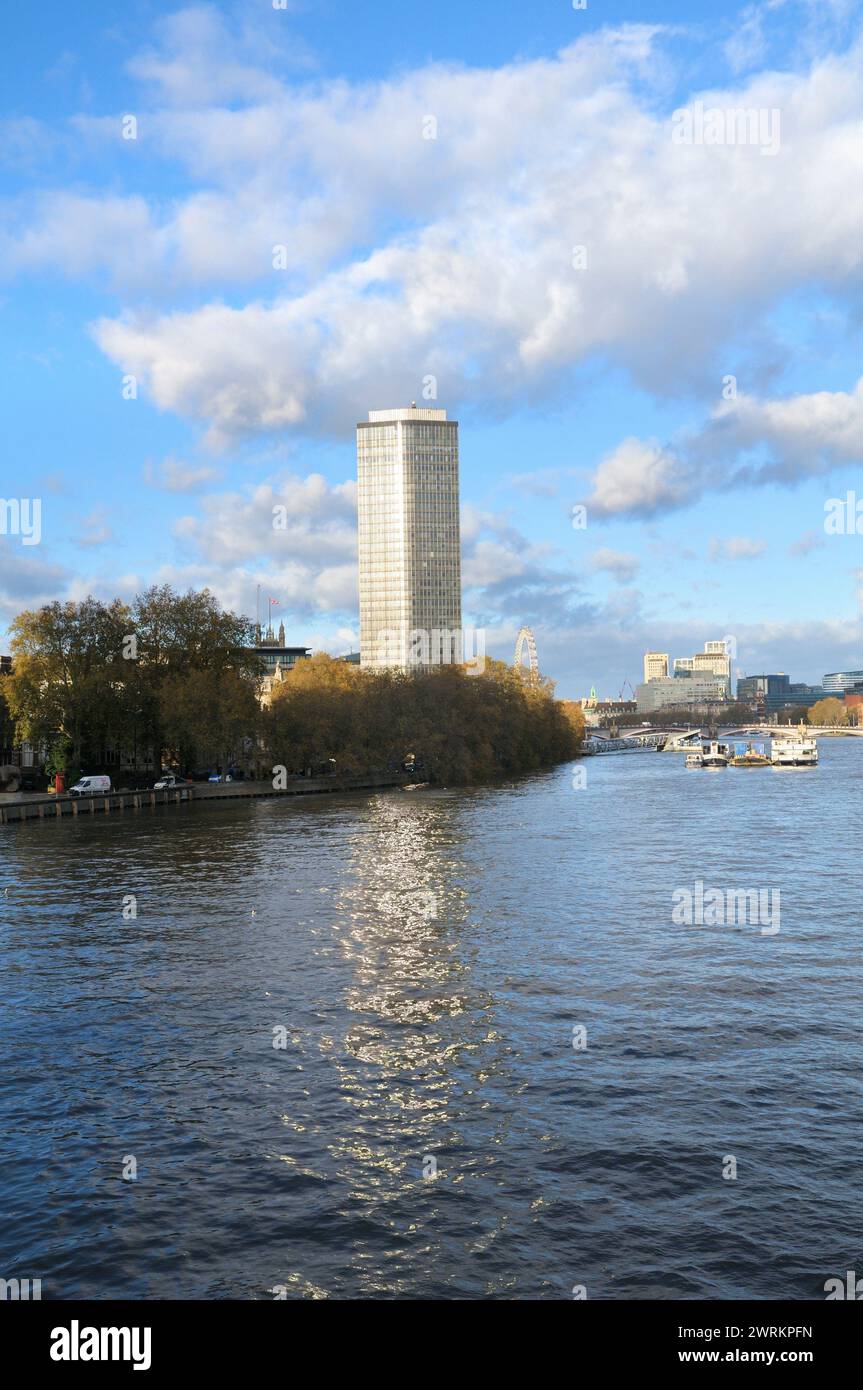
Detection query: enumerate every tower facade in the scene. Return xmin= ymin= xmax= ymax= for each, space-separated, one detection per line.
xmin=643 ymin=651 xmax=669 ymax=682
xmin=357 ymin=405 xmax=462 ymax=669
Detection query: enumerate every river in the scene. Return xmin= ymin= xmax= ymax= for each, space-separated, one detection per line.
xmin=1 ymin=739 xmax=861 ymax=1299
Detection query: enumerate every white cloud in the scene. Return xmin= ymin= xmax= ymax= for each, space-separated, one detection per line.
xmin=144 ymin=456 xmax=223 ymax=492
xmin=172 ymin=472 xmax=358 ymax=569
xmin=0 ymin=543 xmax=70 ymax=624
xmin=75 ymin=508 xmax=115 ymax=549
xmin=0 ymin=19 xmax=860 ymax=444
xmin=789 ymin=529 xmax=826 ymax=557
xmin=709 ymin=536 xmax=768 ymax=560
xmin=587 ymin=548 xmax=640 ymax=583
xmin=585 ymin=376 xmax=863 ymax=518
xmin=586 ymin=438 xmax=695 ymax=519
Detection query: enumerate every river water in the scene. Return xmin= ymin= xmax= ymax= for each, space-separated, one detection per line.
xmin=1 ymin=741 xmax=861 ymax=1300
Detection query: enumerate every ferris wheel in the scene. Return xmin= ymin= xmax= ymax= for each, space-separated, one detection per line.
xmin=514 ymin=626 xmax=539 ymax=676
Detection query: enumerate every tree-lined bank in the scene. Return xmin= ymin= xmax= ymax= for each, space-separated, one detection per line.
xmin=1 ymin=589 xmax=584 ymax=787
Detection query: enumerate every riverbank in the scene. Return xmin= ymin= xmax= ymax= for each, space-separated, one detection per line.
xmin=0 ymin=771 xmax=409 ymax=825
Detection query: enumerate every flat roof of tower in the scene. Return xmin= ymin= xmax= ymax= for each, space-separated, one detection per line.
xmin=366 ymin=406 xmax=450 ymax=422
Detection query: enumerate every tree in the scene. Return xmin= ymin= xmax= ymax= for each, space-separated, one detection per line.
xmin=0 ymin=675 xmax=16 ymax=761
xmin=5 ymin=598 xmax=132 ymax=770
xmin=779 ymin=705 xmax=811 ymax=726
xmin=808 ymin=697 xmax=848 ymax=727
xmin=159 ymin=668 xmax=261 ymax=773
xmin=129 ymin=585 xmax=259 ymax=765
xmin=5 ymin=587 xmax=261 ymax=774
xmin=265 ymin=653 xmax=370 ymax=774
xmin=264 ymin=655 xmax=583 ymax=784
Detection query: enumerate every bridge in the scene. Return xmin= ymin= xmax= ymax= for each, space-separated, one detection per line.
xmin=724 ymin=724 xmax=863 ymax=737
xmin=583 ymin=727 xmax=678 ymax=754
xmin=582 ymin=722 xmax=861 ymax=755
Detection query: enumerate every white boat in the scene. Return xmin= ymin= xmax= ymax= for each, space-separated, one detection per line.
xmin=701 ymin=740 xmax=728 ymax=768
xmin=771 ymin=732 xmax=818 ymax=767
xmin=685 ymin=751 xmax=703 ymax=768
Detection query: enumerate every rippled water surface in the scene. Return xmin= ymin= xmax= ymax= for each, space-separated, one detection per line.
xmin=2 ymin=742 xmax=862 ymax=1299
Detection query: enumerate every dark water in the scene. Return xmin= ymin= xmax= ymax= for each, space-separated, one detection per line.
xmin=2 ymin=741 xmax=862 ymax=1300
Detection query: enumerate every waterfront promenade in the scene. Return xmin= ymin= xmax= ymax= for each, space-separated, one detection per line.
xmin=0 ymin=771 xmax=409 ymax=825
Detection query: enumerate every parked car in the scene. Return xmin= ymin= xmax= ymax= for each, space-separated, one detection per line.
xmin=69 ymin=775 xmax=112 ymax=797
xmin=153 ymin=773 xmax=190 ymax=789
xmin=207 ymin=773 xmax=233 ymax=783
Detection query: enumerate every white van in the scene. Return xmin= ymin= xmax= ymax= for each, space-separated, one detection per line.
xmin=69 ymin=775 xmax=112 ymax=797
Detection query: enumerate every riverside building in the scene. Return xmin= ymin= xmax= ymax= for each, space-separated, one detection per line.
xmin=357 ymin=405 xmax=462 ymax=669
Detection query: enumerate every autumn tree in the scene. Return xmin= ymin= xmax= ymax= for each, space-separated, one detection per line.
xmin=264 ymin=654 xmax=583 ymax=784
xmin=808 ymin=696 xmax=848 ymax=727
xmin=159 ymin=667 xmax=261 ymax=773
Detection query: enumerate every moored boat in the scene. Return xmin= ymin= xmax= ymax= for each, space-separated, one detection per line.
xmin=685 ymin=751 xmax=703 ymax=768
xmin=730 ymin=740 xmax=770 ymax=767
xmin=701 ymin=740 xmax=728 ymax=768
xmin=771 ymin=731 xmax=818 ymax=767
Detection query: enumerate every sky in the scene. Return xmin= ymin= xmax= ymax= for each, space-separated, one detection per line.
xmin=2 ymin=0 xmax=863 ymax=698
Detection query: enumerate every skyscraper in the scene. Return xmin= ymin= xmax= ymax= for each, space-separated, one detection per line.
xmin=643 ymin=651 xmax=669 ymax=682
xmin=357 ymin=404 xmax=462 ymax=669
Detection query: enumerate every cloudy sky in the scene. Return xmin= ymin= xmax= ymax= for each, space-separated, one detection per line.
xmin=3 ymin=0 xmax=863 ymax=697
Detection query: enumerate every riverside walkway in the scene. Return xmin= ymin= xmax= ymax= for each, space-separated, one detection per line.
xmin=0 ymin=772 xmax=409 ymax=826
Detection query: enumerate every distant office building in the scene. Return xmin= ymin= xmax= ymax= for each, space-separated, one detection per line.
xmin=784 ymin=684 xmax=825 ymax=709
xmin=737 ymin=673 xmax=824 ymax=713
xmin=357 ymin=404 xmax=462 ymax=669
xmin=693 ymin=649 xmax=731 ymax=690
xmin=645 ymin=641 xmax=730 ymax=694
xmin=643 ymin=652 xmax=669 ymax=682
xmin=822 ymin=670 xmax=863 ymax=694
xmin=636 ymin=676 xmax=728 ymax=713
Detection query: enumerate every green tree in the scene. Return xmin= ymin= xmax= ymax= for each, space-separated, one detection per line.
xmin=129 ymin=585 xmax=259 ymax=765
xmin=6 ymin=598 xmax=131 ymax=769
xmin=5 ymin=587 xmax=261 ymax=775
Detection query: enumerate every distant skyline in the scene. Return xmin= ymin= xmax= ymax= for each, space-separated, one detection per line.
xmin=3 ymin=0 xmax=863 ymax=698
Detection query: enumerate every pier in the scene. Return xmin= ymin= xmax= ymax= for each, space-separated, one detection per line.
xmin=0 ymin=772 xmax=409 ymax=825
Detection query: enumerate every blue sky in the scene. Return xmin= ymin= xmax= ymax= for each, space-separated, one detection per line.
xmin=2 ymin=0 xmax=863 ymax=698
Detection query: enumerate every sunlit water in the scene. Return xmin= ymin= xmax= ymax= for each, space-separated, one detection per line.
xmin=1 ymin=740 xmax=861 ymax=1299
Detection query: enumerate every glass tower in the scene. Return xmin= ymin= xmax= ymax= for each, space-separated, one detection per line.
xmin=357 ymin=405 xmax=462 ymax=669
